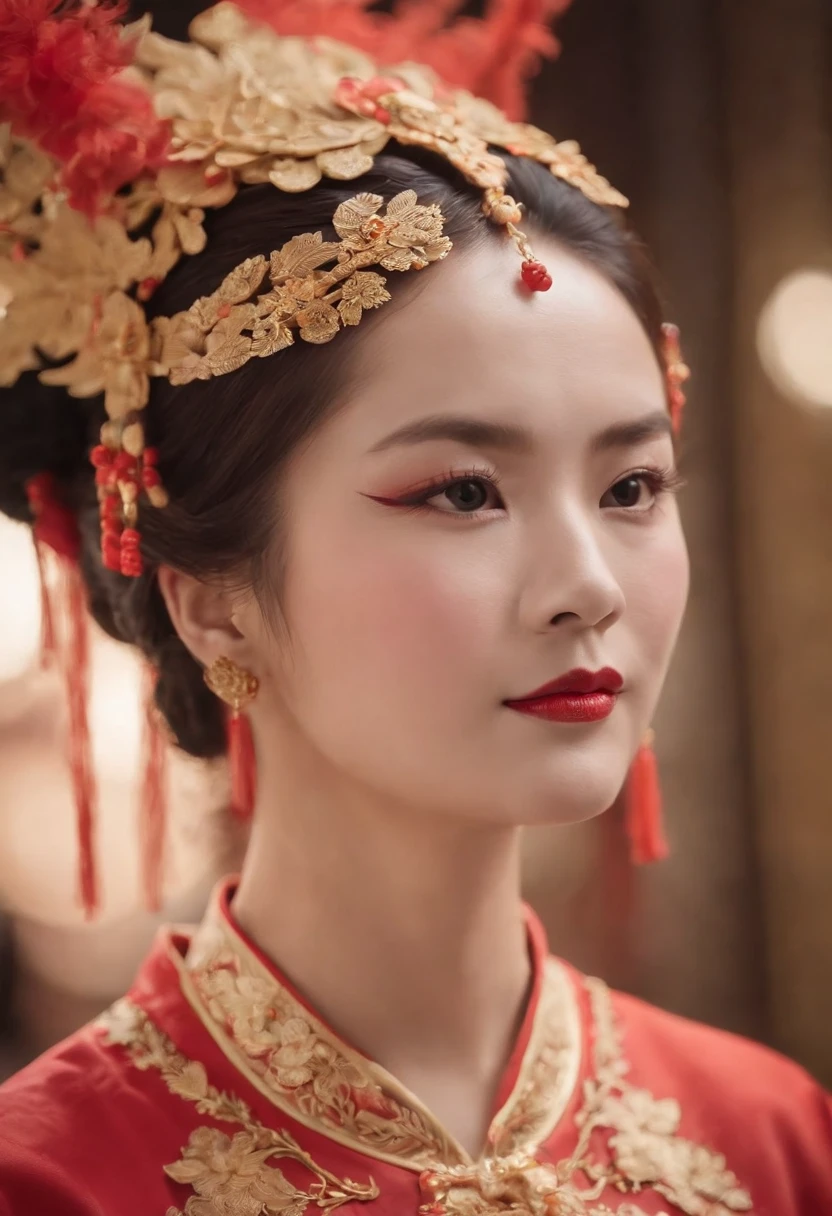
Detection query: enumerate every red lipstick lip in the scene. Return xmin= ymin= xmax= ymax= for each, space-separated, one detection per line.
xmin=507 ymin=667 xmax=624 ymax=702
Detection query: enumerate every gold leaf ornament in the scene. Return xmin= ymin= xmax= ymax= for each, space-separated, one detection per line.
xmin=157 ymin=191 xmax=451 ymax=383
xmin=338 ymin=272 xmax=390 ymax=326
xmin=295 ymin=300 xmax=341 ymax=345
xmin=40 ymin=291 xmax=154 ymax=421
xmin=269 ymin=232 xmax=340 ymax=281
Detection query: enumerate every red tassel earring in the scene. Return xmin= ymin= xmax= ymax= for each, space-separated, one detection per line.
xmin=203 ymin=657 xmax=259 ymax=821
xmin=625 ymin=729 xmax=669 ymax=865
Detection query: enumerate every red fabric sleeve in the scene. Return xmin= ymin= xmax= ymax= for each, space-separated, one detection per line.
xmin=0 ymin=1139 xmax=106 ymax=1216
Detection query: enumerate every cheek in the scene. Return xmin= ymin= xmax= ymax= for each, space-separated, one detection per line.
xmin=625 ymin=516 xmax=690 ymax=659
xmin=282 ymin=522 xmax=505 ymax=701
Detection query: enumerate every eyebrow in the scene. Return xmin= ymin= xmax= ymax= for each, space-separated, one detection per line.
xmin=590 ymin=411 xmax=674 ymax=453
xmin=368 ymin=415 xmax=532 ymax=455
xmin=368 ymin=410 xmax=673 ymax=456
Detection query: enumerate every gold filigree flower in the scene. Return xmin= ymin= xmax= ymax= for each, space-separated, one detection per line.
xmin=502 ymin=128 xmax=629 ymax=208
xmin=338 ymin=271 xmax=390 ymax=325
xmin=419 ymin=1155 xmax=570 ymax=1216
xmin=165 ymin=1126 xmax=308 ymax=1216
xmin=40 ymin=292 xmax=154 ymax=420
xmin=132 ymin=1 xmax=626 ymax=258
xmin=0 ymin=209 xmax=154 ymax=390
xmin=310 ymin=1043 xmax=365 ymax=1105
xmin=0 ymin=132 xmax=55 ymax=243
xmin=195 ymin=966 xmax=280 ymax=1050
xmin=294 ymin=300 xmax=340 ymax=344
xmin=136 ymin=3 xmax=386 ymax=212
xmin=268 ymin=1017 xmax=317 ymax=1089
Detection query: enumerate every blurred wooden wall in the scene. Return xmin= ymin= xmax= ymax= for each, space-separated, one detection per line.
xmin=525 ymin=0 xmax=832 ymax=1085
xmin=721 ymin=0 xmax=832 ymax=1081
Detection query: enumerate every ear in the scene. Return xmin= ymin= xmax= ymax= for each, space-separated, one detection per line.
xmin=157 ymin=566 xmax=255 ymax=673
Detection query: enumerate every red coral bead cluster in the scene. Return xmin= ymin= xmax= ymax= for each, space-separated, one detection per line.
xmin=520 ymin=259 xmax=552 ymax=292
xmin=90 ymin=445 xmax=164 ymax=577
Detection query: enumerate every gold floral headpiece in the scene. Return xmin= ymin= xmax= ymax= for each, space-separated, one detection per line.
xmin=0 ymin=1 xmax=633 ymax=578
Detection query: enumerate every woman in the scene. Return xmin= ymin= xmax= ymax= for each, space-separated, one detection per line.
xmin=0 ymin=2 xmax=829 ymax=1213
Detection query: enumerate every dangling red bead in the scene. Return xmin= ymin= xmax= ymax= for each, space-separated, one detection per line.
xmin=625 ymin=734 xmax=669 ymax=865
xmin=521 ymin=259 xmax=553 ymax=292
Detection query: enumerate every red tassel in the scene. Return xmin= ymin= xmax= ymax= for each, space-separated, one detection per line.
xmin=227 ymin=710 xmax=256 ymax=822
xmin=26 ymin=475 xmax=98 ymax=917
xmin=0 ymin=0 xmax=170 ymax=216
xmin=64 ymin=557 xmax=98 ymax=917
xmin=625 ymin=734 xmax=669 ymax=865
xmin=139 ymin=664 xmax=168 ymax=913
xmin=32 ymin=535 xmax=56 ymax=667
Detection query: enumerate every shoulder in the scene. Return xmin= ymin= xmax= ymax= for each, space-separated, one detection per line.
xmin=0 ymin=1016 xmax=181 ymax=1216
xmin=0 ymin=1020 xmax=126 ymax=1132
xmin=610 ymin=982 xmax=828 ymax=1113
xmin=0 ymin=1025 xmax=126 ymax=1214
xmin=604 ymin=981 xmax=832 ymax=1199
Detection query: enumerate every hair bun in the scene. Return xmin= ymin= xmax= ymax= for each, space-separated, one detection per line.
xmin=0 ymin=374 xmax=92 ymax=524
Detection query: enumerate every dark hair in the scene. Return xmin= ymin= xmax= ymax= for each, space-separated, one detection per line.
xmin=0 ymin=150 xmax=664 ymax=758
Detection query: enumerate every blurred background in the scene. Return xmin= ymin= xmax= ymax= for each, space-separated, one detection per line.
xmin=0 ymin=0 xmax=830 ymax=1085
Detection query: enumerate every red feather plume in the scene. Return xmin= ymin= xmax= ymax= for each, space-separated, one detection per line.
xmin=236 ymin=0 xmax=573 ymax=120
xmin=0 ymin=0 xmax=169 ymax=216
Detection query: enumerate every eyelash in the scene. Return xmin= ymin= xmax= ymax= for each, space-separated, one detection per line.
xmin=374 ymin=464 xmax=685 ymax=519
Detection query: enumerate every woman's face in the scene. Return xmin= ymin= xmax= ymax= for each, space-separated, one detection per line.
xmin=246 ymin=236 xmax=689 ymax=827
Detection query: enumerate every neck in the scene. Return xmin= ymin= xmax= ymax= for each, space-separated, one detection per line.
xmin=232 ymin=739 xmax=531 ymax=1154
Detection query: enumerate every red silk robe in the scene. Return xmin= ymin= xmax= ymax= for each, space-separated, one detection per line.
xmin=0 ymin=879 xmax=830 ymax=1216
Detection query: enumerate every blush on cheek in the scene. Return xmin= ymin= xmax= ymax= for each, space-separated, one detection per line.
xmin=348 ymin=553 xmax=486 ymax=669
xmin=288 ymin=529 xmax=498 ymax=708
xmin=630 ymin=533 xmax=690 ymax=653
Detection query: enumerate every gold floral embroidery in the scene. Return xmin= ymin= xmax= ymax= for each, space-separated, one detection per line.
xmin=564 ymin=980 xmax=753 ymax=1216
xmin=486 ymin=959 xmax=581 ymax=1160
xmin=416 ymin=977 xmax=753 ymax=1215
xmin=179 ymin=920 xmax=460 ymax=1168
xmin=98 ymin=999 xmax=379 ymax=1216
xmin=420 ymin=1160 xmax=674 ymax=1214
xmin=178 ymin=905 xmax=581 ymax=1173
xmin=167 ymin=890 xmax=752 ymax=1215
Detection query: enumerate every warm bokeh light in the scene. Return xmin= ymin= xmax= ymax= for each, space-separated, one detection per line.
xmin=757 ymin=269 xmax=832 ymax=409
xmin=0 ymin=515 xmax=142 ymax=777
xmin=0 ymin=517 xmax=40 ymax=683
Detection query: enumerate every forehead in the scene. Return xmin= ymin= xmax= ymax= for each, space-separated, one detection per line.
xmin=346 ymin=235 xmax=665 ymax=442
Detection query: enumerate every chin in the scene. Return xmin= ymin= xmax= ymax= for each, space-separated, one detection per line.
xmin=493 ymin=750 xmax=631 ymax=828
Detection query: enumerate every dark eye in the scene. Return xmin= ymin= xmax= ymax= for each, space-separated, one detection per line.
xmin=427 ymin=477 xmax=500 ymax=513
xmin=602 ymin=474 xmax=654 ymax=510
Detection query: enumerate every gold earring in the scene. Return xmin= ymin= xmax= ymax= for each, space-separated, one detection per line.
xmin=204 ymin=657 xmax=259 ymax=821
xmin=204 ymin=656 xmax=259 ymax=713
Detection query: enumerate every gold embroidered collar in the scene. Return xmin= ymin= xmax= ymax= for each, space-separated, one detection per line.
xmin=169 ymin=880 xmax=581 ymax=1172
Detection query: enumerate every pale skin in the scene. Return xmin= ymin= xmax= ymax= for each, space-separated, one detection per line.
xmin=161 ymin=234 xmax=690 ymax=1156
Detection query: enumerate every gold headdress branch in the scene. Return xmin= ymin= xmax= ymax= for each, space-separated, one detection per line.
xmin=0 ymin=2 xmax=640 ymax=579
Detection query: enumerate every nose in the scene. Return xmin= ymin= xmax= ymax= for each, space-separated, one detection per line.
xmin=520 ymin=505 xmax=626 ymax=634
